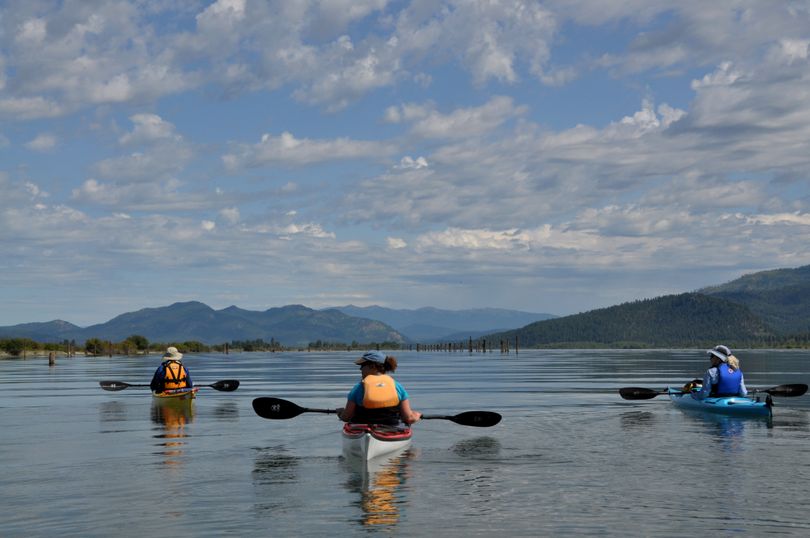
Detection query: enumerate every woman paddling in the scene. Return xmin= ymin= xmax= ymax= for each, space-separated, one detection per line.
xmin=338 ymin=351 xmax=421 ymax=426
xmin=691 ymin=344 xmax=747 ymax=399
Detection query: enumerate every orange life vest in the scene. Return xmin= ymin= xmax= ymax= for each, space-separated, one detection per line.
xmin=163 ymin=360 xmax=189 ymax=390
xmin=362 ymin=374 xmax=399 ymax=409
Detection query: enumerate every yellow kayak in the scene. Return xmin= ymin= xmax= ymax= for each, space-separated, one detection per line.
xmin=152 ymin=387 xmax=199 ymax=401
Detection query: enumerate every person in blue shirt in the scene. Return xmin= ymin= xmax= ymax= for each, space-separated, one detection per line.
xmin=692 ymin=344 xmax=747 ymax=400
xmin=338 ymin=351 xmax=421 ymax=426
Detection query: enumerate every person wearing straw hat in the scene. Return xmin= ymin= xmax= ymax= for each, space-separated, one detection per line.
xmin=150 ymin=346 xmax=193 ymax=394
xmin=691 ymin=344 xmax=747 ymax=400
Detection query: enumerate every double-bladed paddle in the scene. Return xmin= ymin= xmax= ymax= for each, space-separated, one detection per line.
xmin=99 ymin=379 xmax=240 ymax=392
xmin=619 ymin=383 xmax=807 ymax=400
xmin=252 ymin=397 xmax=501 ymax=427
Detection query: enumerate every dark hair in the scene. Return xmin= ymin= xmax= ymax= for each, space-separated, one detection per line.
xmin=368 ymin=356 xmax=397 ymax=374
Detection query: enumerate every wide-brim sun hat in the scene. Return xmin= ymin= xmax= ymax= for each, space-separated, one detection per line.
xmin=163 ymin=346 xmax=183 ymax=361
xmin=354 ymin=350 xmax=386 ymax=365
xmin=707 ymin=344 xmax=731 ymax=362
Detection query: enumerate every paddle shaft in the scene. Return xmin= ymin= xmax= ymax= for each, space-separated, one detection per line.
xmin=99 ymin=379 xmax=239 ymax=392
xmin=252 ymin=397 xmax=501 ymax=426
xmin=620 ymin=383 xmax=807 ymax=400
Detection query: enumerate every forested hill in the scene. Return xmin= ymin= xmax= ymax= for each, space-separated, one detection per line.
xmin=701 ymin=265 xmax=810 ymax=334
xmin=487 ymin=293 xmax=775 ymax=348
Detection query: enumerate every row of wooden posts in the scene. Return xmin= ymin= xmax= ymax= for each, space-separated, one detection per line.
xmin=36 ymin=337 xmax=518 ymax=362
xmin=407 ymin=336 xmax=519 ymax=354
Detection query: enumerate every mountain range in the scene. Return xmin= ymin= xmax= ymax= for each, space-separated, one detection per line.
xmin=0 ymin=303 xmax=404 ymax=347
xmin=3 ymin=264 xmax=809 ymax=348
xmin=0 ymin=302 xmax=551 ymax=347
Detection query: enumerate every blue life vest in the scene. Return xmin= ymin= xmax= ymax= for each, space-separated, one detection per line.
xmin=713 ymin=365 xmax=742 ymax=396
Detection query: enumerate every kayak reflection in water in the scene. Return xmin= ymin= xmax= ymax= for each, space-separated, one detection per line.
xmin=691 ymin=345 xmax=748 ymax=400
xmin=151 ymin=400 xmax=194 ymax=466
xmin=338 ymin=351 xmax=422 ymax=426
xmin=360 ymin=453 xmax=409 ymax=527
xmin=150 ymin=346 xmax=193 ymax=394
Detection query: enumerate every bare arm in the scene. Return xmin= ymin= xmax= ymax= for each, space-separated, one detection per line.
xmin=399 ymin=399 xmax=422 ymax=424
xmin=338 ymin=400 xmax=356 ymax=422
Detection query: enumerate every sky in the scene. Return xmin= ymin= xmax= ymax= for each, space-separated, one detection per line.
xmin=2 ymin=0 xmax=810 ymax=327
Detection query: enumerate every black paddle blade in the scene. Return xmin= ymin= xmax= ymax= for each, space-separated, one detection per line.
xmin=619 ymin=387 xmax=665 ymax=400
xmin=760 ymin=384 xmax=808 ymax=397
xmin=450 ymin=411 xmax=502 ymax=427
xmin=99 ymin=380 xmax=132 ymax=391
xmin=422 ymin=411 xmax=502 ymax=427
xmin=252 ymin=397 xmax=306 ymax=419
xmin=209 ymin=379 xmax=240 ymax=392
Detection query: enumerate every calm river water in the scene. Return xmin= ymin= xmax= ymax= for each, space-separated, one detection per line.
xmin=2 ymin=349 xmax=810 ymax=536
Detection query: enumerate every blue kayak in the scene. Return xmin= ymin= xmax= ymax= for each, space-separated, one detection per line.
xmin=668 ymin=387 xmax=772 ymax=418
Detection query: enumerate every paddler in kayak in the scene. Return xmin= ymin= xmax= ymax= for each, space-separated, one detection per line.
xmin=691 ymin=344 xmax=747 ymax=400
xmin=150 ymin=346 xmax=193 ymax=394
xmin=338 ymin=351 xmax=422 ymax=426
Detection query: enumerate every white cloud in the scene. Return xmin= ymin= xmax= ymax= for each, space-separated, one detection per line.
xmin=396 ymin=156 xmax=428 ymax=169
xmin=119 ymin=113 xmax=181 ymax=146
xmin=16 ymin=18 xmax=47 ymax=44
xmin=777 ymin=39 xmax=810 ymax=63
xmin=94 ymin=152 xmax=178 ymax=182
xmin=0 ymin=97 xmax=63 ymax=120
xmin=223 ymin=131 xmax=394 ymax=169
xmin=281 ymin=222 xmax=335 ymax=239
xmin=220 ymin=207 xmax=240 ymax=224
xmin=416 ymin=227 xmax=530 ymax=251
xmin=746 ymin=212 xmax=810 ymax=226
xmin=25 ymin=133 xmax=57 ymax=151
xmin=291 ymin=39 xmax=401 ymax=110
xmin=387 ymin=96 xmax=528 ymax=139
xmin=387 ymin=237 xmax=407 ymax=249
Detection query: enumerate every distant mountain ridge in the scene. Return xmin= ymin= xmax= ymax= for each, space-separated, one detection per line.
xmin=0 ymin=302 xmax=405 ymax=347
xmin=488 ymin=293 xmax=774 ymax=348
xmin=486 ymin=264 xmax=810 ymax=348
xmin=330 ymin=305 xmax=556 ymax=342
xmin=700 ymin=265 xmax=810 ymax=334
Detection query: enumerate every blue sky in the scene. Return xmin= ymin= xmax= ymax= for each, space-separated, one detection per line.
xmin=2 ymin=1 xmax=810 ymax=326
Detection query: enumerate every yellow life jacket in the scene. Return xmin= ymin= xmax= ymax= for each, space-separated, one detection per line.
xmin=362 ymin=374 xmax=399 ymax=409
xmin=163 ymin=360 xmax=189 ymax=390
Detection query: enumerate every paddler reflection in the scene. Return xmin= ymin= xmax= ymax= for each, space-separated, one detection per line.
xmin=345 ymin=448 xmax=412 ymax=528
xmin=151 ymin=399 xmax=194 ymax=466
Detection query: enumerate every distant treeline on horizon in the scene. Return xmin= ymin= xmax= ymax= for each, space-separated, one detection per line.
xmin=0 ymin=336 xmax=411 ymax=357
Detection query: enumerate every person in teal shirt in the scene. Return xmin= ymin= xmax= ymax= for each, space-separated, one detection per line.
xmin=338 ymin=351 xmax=421 ymax=425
